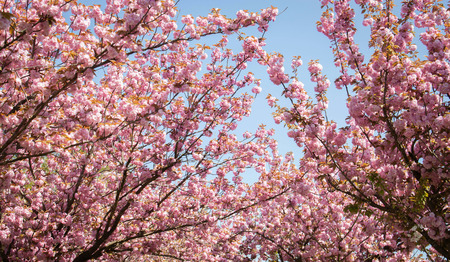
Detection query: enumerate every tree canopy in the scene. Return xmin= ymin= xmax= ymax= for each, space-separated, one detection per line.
xmin=0 ymin=0 xmax=448 ymax=261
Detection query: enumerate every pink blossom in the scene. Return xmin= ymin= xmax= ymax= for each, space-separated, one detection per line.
xmin=308 ymin=62 xmax=323 ymax=74
xmin=251 ymin=86 xmax=262 ymax=94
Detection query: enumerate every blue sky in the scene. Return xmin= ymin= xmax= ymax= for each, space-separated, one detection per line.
xmin=176 ymin=1 xmax=351 ymax=155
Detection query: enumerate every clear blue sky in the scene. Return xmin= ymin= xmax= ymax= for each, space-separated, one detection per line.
xmin=176 ymin=0 xmax=351 ymax=155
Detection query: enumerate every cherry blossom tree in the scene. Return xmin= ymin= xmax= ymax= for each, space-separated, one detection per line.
xmin=0 ymin=0 xmax=285 ymax=260
xmin=1 ymin=0 xmax=449 ymax=261
xmin=226 ymin=153 xmax=413 ymax=261
xmin=271 ymin=0 xmax=449 ymax=260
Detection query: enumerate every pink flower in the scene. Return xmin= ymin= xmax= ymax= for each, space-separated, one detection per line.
xmin=362 ymin=18 xmax=373 ymax=26
xmin=72 ymin=16 xmax=90 ymax=31
xmin=267 ymin=95 xmax=277 ymax=107
xmin=308 ymin=62 xmax=323 ymax=74
xmin=291 ymin=58 xmax=303 ymax=69
xmin=251 ymin=86 xmax=262 ymax=94
xmin=182 ymin=15 xmax=194 ymax=25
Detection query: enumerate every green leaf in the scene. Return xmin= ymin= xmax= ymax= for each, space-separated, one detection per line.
xmin=0 ymin=12 xmax=15 ymax=20
xmin=344 ymin=203 xmax=360 ymax=214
